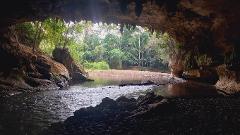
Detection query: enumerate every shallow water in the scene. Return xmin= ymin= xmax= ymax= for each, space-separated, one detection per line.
xmin=0 ymin=79 xmax=220 ymax=135
xmin=0 ymin=80 xmax=155 ymax=135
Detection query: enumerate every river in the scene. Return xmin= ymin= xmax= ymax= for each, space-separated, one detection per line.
xmin=0 ymin=71 xmax=220 ymax=135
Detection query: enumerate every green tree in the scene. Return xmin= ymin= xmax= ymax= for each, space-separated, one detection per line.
xmin=12 ymin=21 xmax=44 ymax=52
xmin=15 ymin=19 xmax=174 ymax=71
xmin=109 ymin=49 xmax=124 ymax=69
xmin=39 ymin=18 xmax=66 ymax=54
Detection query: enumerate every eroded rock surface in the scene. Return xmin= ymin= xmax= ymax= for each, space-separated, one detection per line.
xmin=0 ymin=35 xmax=70 ymax=95
xmin=52 ymin=48 xmax=89 ymax=83
xmin=216 ymin=65 xmax=240 ymax=93
xmin=183 ymin=68 xmax=219 ymax=84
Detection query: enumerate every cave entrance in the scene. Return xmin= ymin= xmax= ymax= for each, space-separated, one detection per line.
xmin=1 ymin=0 xmax=237 ymax=134
xmin=0 ymin=17 xmax=221 ymax=135
xmin=11 ymin=18 xmax=219 ymax=85
xmin=11 ymin=18 xmax=175 ymax=85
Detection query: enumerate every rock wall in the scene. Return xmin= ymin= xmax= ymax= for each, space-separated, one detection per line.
xmin=216 ymin=65 xmax=240 ymax=93
xmin=0 ymin=34 xmax=70 ymax=94
xmin=183 ymin=69 xmax=219 ymax=84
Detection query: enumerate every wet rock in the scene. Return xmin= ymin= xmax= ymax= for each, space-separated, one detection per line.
xmin=43 ymin=92 xmax=240 ymax=135
xmin=116 ymin=96 xmax=136 ymax=103
xmin=119 ymin=80 xmax=155 ymax=87
xmin=71 ymin=71 xmax=89 ymax=83
xmin=101 ymin=97 xmax=117 ymax=108
xmin=137 ymin=91 xmax=163 ymax=106
xmin=52 ymin=74 xmax=69 ymax=89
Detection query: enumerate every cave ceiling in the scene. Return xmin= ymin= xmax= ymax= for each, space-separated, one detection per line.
xmin=0 ymin=0 xmax=239 ymax=56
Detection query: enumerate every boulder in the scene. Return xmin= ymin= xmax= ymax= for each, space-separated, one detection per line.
xmin=0 ymin=39 xmax=71 ymax=93
xmin=52 ymin=48 xmax=88 ymax=83
xmin=183 ymin=68 xmax=219 ymax=84
xmin=216 ymin=65 xmax=240 ymax=93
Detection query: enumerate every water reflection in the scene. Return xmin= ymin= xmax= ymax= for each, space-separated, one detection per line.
xmin=80 ymin=78 xmax=145 ymax=87
xmin=0 ymin=80 xmax=220 ymax=135
xmin=153 ymin=82 xmax=220 ymax=97
xmin=0 ymin=81 xmax=153 ymax=135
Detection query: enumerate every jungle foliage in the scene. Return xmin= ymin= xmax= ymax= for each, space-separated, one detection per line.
xmin=13 ymin=18 xmax=174 ymax=71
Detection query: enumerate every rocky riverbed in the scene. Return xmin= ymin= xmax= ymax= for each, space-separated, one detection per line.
xmin=42 ymin=91 xmax=240 ymax=135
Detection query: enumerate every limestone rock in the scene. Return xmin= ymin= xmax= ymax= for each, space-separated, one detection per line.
xmin=52 ymin=48 xmax=88 ymax=83
xmin=216 ymin=65 xmax=240 ymax=93
xmin=0 ymin=37 xmax=70 ymax=93
xmin=183 ymin=69 xmax=219 ymax=84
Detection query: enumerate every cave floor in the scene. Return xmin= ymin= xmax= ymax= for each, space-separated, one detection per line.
xmin=43 ymin=94 xmax=240 ymax=135
xmin=0 ymin=70 xmax=237 ymax=135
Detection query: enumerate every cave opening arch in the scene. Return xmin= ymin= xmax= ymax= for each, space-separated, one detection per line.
xmin=0 ymin=0 xmax=240 ymax=90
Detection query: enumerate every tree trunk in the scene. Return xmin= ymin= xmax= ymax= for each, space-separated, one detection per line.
xmin=138 ymin=35 xmax=141 ymax=67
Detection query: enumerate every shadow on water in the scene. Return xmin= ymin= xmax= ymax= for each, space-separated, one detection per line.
xmin=0 ymin=78 xmax=221 ymax=135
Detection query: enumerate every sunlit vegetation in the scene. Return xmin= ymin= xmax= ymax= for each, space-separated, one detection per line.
xmin=13 ymin=18 xmax=174 ymax=71
xmin=84 ymin=61 xmax=110 ymax=70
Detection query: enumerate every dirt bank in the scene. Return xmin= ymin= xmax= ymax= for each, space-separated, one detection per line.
xmin=88 ymin=70 xmax=185 ymax=85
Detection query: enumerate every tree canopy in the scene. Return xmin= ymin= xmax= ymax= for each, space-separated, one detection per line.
xmin=14 ymin=18 xmax=174 ymax=71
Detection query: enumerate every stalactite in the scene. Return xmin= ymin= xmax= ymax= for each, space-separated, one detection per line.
xmin=120 ymin=0 xmax=128 ymax=14
xmin=135 ymin=0 xmax=143 ymax=17
xmin=151 ymin=0 xmax=154 ymax=5
xmin=154 ymin=0 xmax=179 ymax=14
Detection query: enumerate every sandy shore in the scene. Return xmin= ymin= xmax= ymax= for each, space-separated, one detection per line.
xmin=88 ymin=70 xmax=184 ymax=84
